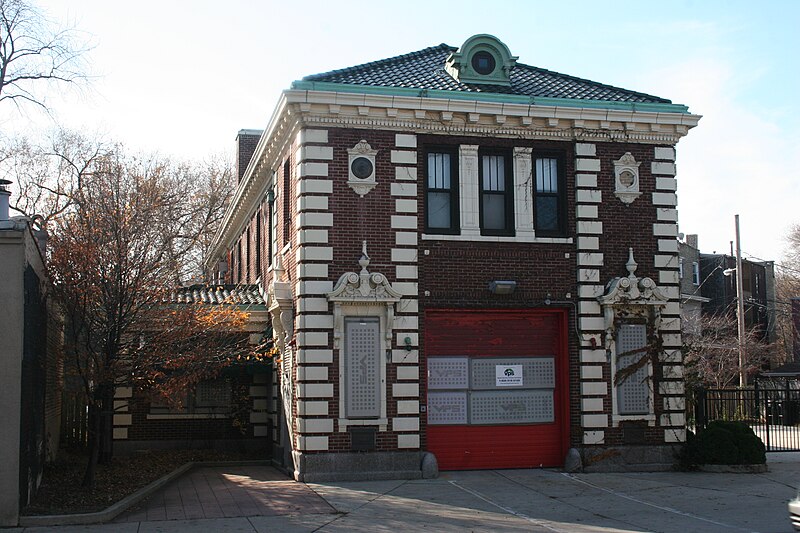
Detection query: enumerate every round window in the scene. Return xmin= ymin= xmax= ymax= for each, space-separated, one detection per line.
xmin=351 ymin=157 xmax=374 ymax=179
xmin=619 ymin=169 xmax=636 ymax=187
xmin=471 ymin=51 xmax=496 ymax=75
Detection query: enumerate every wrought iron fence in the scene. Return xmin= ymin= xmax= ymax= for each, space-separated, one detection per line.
xmin=693 ymin=380 xmax=800 ymax=452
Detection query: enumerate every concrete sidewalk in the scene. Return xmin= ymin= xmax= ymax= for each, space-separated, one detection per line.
xmin=13 ymin=453 xmax=800 ymax=532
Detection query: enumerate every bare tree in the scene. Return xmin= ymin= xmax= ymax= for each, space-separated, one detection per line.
xmin=0 ymin=128 xmax=107 ymax=221
xmin=0 ymin=0 xmax=90 ymax=113
xmin=47 ymin=147 xmax=262 ymax=488
xmin=683 ymin=313 xmax=773 ymax=389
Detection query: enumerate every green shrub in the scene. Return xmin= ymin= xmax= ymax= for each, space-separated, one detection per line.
xmin=683 ymin=421 xmax=766 ymax=466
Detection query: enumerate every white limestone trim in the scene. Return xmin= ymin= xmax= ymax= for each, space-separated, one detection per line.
xmin=581 ymin=349 xmax=606 ymax=363
xmin=663 ymin=397 xmax=686 ymax=411
xmin=391 ymin=215 xmax=418 ymax=230
xmin=397 ymin=400 xmax=420 ymax=414
xmin=576 ymin=174 xmax=598 ymax=188
xmin=395 ymin=134 xmax=417 ymax=148
xmin=459 ymin=145 xmax=481 ymax=238
xmin=298 ymin=298 xmax=330 ymax=313
xmin=576 ymin=205 xmax=598 ymax=219
xmin=653 ymin=223 xmax=678 ymax=237
xmin=391 ymin=183 xmax=417 ymax=197
xmin=576 ymin=190 xmax=602 ymax=203
xmin=391 ymin=248 xmax=418 ymax=262
xmin=652 ymin=192 xmax=677 ymax=206
xmin=581 ymin=382 xmax=608 ymax=395
xmin=665 ymin=429 xmax=686 ymax=443
xmin=577 ymin=236 xmax=599 ymax=250
xmin=113 ymin=428 xmax=129 ymax=439
xmin=392 ymin=417 xmax=420 ymax=432
xmin=513 ymin=147 xmax=535 ymax=239
xmin=580 ymin=366 xmax=603 ymax=379
xmin=298 ymin=179 xmax=333 ymax=196
xmin=655 ymin=177 xmax=677 ymax=191
xmin=296 ymin=145 xmax=333 ymax=162
xmin=575 ymin=143 xmax=596 ymax=156
xmin=297 ymin=196 xmax=329 ymax=212
xmin=297 ymin=349 xmax=334 ymax=364
xmin=296 ymin=212 xmax=333 ymax=228
xmin=298 ymin=400 xmax=329 ymax=416
xmin=575 ymin=158 xmax=601 ymax=172
xmin=583 ymin=431 xmax=605 ymax=445
xmin=392 ymin=349 xmax=419 ymax=364
xmin=298 ymin=162 xmax=329 ymax=177
xmin=660 ymin=413 xmax=686 ymax=427
xmin=582 ymin=414 xmax=609 ymax=428
xmin=297 ymin=366 xmax=330 ymax=382
xmin=579 ymin=300 xmax=602 ymax=314
xmin=298 ymin=418 xmax=334 ymax=433
xmin=391 ymin=150 xmax=417 ymax=164
xmin=395 ymin=265 xmax=418 ymax=279
xmin=398 ymin=434 xmax=420 ymax=449
xmin=581 ymin=398 xmax=604 ymax=412
xmin=297 ymin=383 xmax=334 ymax=398
xmin=395 ymin=232 xmax=418 ymax=246
xmin=297 ymin=246 xmax=334 ymax=262
xmin=656 ymin=208 xmax=678 ymax=222
xmin=421 ymin=234 xmax=572 ymax=244
xmin=298 ymin=436 xmax=329 ymax=451
xmin=651 ymin=162 xmax=676 ymax=175
xmin=395 ymin=199 xmax=418 ymax=213
xmin=298 ymin=129 xmax=328 ymax=145
xmin=579 ymin=269 xmax=600 ymax=283
xmin=395 ymin=167 xmax=417 ymax=181
xmin=654 ymin=147 xmax=676 ymax=160
xmin=659 ymin=381 xmax=685 ymax=395
xmin=396 ymin=366 xmax=420 ymax=380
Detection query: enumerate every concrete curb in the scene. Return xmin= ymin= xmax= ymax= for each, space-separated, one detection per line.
xmin=18 ymin=460 xmax=273 ymax=527
xmin=697 ymin=463 xmax=769 ymax=473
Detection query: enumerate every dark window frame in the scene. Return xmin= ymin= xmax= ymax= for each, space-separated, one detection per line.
xmin=424 ymin=146 xmax=460 ymax=235
xmin=532 ymin=152 xmax=567 ymax=237
xmin=478 ymin=148 xmax=514 ymax=236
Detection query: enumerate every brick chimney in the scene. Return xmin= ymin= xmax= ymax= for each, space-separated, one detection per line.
xmin=686 ymin=234 xmax=698 ymax=250
xmin=236 ymin=130 xmax=263 ymax=183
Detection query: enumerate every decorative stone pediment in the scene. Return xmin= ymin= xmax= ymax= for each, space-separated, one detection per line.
xmin=598 ymin=248 xmax=668 ymax=349
xmin=327 ymin=241 xmax=401 ymax=349
xmin=613 ymin=152 xmax=642 ymax=205
xmin=266 ymin=255 xmax=294 ymax=354
xmin=347 ymin=140 xmax=378 ymax=197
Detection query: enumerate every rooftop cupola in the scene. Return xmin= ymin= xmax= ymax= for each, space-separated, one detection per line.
xmin=445 ymin=34 xmax=518 ymax=86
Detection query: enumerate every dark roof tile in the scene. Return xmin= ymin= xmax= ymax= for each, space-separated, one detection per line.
xmin=302 ymin=43 xmax=670 ymax=104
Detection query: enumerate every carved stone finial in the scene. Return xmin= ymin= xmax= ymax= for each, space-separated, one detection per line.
xmin=273 ymin=254 xmax=285 ymax=282
xmin=626 ymin=248 xmax=637 ymax=279
xmin=359 ymin=240 xmax=370 ymax=274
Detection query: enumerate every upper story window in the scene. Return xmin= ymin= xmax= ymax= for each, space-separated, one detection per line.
xmin=692 ymin=262 xmax=700 ymax=285
xmin=479 ymin=150 xmax=513 ymax=236
xmin=425 ymin=149 xmax=459 ymax=234
xmin=534 ymin=155 xmax=566 ymax=236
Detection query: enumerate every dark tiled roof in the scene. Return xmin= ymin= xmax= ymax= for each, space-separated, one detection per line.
xmin=168 ymin=284 xmax=265 ymax=306
xmin=302 ymin=44 xmax=671 ymax=104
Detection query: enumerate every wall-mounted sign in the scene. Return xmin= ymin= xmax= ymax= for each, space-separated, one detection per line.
xmin=496 ymin=364 xmax=523 ymax=387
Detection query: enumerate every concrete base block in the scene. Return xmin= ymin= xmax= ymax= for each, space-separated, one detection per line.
xmin=582 ymin=445 xmax=679 ymax=472
xmin=292 ymin=451 xmax=423 ymax=482
xmin=564 ymin=448 xmax=582 ymax=473
xmin=421 ymin=451 xmax=438 ymax=479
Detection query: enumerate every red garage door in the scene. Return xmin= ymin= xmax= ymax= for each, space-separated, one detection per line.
xmin=425 ymin=309 xmax=569 ymax=470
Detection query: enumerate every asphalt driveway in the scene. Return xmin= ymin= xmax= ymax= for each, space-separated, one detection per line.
xmin=15 ymin=453 xmax=800 ymax=532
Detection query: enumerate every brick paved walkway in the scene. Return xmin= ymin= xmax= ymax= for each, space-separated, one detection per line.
xmin=116 ymin=465 xmax=334 ymax=522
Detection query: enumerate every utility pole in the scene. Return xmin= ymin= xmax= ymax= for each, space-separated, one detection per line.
xmin=735 ymin=214 xmax=747 ymax=387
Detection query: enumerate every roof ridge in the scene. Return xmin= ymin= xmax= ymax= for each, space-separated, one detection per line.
xmin=514 ymin=61 xmax=671 ymax=104
xmin=303 ymin=43 xmax=456 ymax=82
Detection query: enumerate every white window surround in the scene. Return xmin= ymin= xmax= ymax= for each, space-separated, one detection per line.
xmin=326 ymin=242 xmax=402 ymax=432
xmin=613 ymin=152 xmax=642 ymax=205
xmin=445 ymin=144 xmax=568 ymax=242
xmin=597 ymin=248 xmax=668 ymax=427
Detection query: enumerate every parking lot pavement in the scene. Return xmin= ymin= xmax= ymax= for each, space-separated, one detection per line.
xmin=17 ymin=453 xmax=800 ymax=532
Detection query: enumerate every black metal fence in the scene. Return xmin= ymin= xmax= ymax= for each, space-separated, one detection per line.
xmin=694 ymin=380 xmax=800 ymax=452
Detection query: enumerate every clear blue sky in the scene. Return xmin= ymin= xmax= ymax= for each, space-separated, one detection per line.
xmin=4 ymin=0 xmax=799 ymax=265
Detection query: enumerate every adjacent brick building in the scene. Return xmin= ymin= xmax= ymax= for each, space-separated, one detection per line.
xmin=206 ymin=34 xmax=701 ymax=480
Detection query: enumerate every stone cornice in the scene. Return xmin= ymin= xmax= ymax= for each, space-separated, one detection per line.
xmin=208 ymin=87 xmax=700 ymax=268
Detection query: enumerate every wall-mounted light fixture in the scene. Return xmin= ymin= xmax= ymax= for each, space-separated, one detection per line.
xmin=489 ymin=280 xmax=517 ymax=295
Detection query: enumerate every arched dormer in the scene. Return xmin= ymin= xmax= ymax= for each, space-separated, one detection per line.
xmin=445 ymin=34 xmax=518 ymax=86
